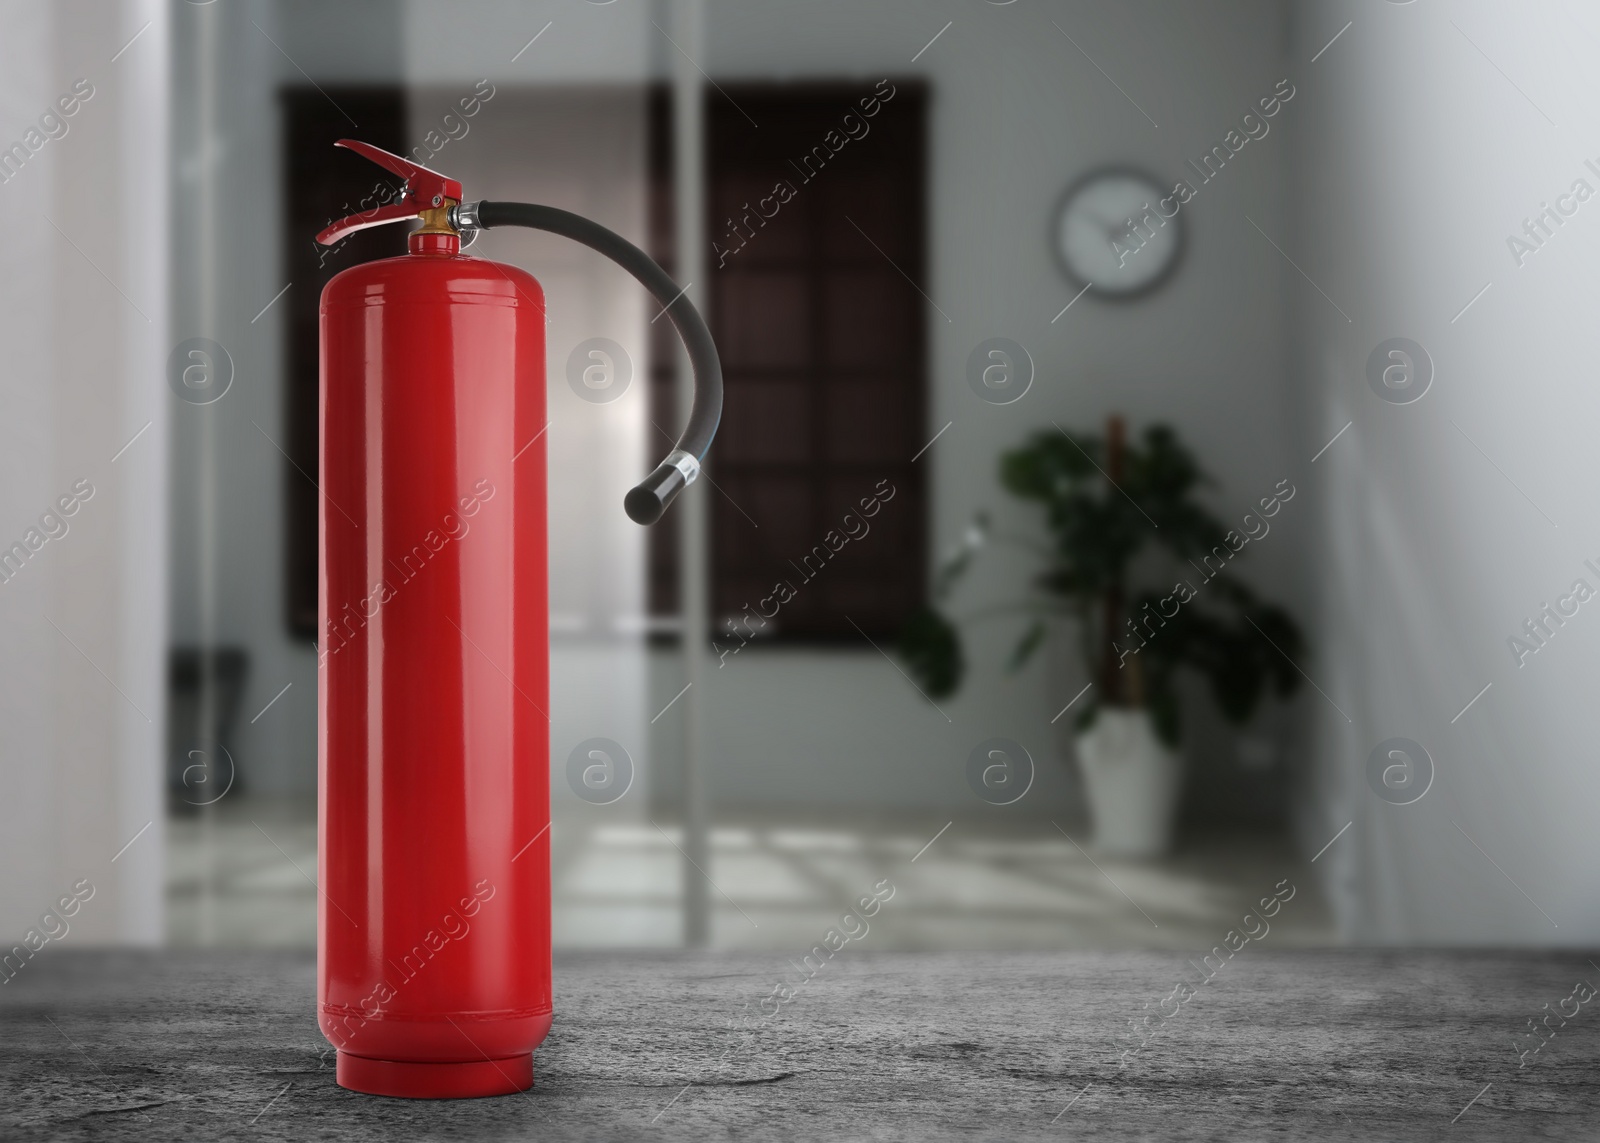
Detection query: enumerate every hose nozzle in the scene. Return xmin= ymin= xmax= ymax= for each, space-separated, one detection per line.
xmin=471 ymin=200 xmax=723 ymax=526
xmin=624 ymin=451 xmax=700 ymax=525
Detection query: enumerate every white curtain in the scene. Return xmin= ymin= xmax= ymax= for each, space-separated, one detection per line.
xmin=0 ymin=0 xmax=168 ymax=945
xmin=1294 ymin=0 xmax=1600 ymax=943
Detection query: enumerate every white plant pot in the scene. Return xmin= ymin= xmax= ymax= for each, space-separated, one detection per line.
xmin=1074 ymin=708 xmax=1181 ymax=858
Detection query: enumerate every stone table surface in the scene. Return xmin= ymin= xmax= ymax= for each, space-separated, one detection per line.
xmin=3 ymin=948 xmax=1599 ymax=1141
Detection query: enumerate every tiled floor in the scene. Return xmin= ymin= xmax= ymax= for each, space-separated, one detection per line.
xmin=166 ymin=797 xmax=1337 ymax=950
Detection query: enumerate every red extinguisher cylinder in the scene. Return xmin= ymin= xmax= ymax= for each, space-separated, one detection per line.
xmin=317 ymin=228 xmax=551 ymax=1098
xmin=312 ymin=138 xmax=720 ymax=1101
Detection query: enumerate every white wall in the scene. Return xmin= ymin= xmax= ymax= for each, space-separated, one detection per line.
xmin=648 ymin=0 xmax=1302 ymax=815
xmin=0 ymin=0 xmax=168 ymax=944
xmin=1292 ymin=0 xmax=1600 ymax=942
xmin=167 ymin=0 xmax=404 ymax=797
xmin=176 ymin=0 xmax=1301 ymax=821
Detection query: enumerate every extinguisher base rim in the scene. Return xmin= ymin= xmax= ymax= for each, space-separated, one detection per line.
xmin=335 ymin=1050 xmax=533 ymax=1099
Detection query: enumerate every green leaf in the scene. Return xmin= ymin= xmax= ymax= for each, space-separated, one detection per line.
xmin=1147 ymin=682 xmax=1182 ymax=748
xmin=930 ymin=513 xmax=989 ymax=600
xmin=1006 ymin=620 xmax=1047 ymax=673
xmin=898 ymin=606 xmax=964 ymax=699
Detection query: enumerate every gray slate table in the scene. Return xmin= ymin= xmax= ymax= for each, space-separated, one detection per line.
xmin=3 ymin=949 xmax=1598 ymax=1141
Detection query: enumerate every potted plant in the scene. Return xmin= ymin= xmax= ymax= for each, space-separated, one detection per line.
xmin=900 ymin=416 xmax=1304 ymax=856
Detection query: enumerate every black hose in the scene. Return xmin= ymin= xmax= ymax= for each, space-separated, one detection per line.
xmin=474 ymin=200 xmax=722 ymax=525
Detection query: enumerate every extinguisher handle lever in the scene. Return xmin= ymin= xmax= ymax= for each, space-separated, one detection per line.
xmin=315 ymin=140 xmax=465 ymax=247
xmin=467 ymin=200 xmax=723 ymax=526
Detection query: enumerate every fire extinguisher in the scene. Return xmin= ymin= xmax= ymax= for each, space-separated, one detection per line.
xmin=312 ymin=140 xmax=720 ymax=1099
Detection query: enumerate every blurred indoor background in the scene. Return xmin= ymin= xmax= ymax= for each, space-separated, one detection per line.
xmin=3 ymin=0 xmax=1598 ymax=963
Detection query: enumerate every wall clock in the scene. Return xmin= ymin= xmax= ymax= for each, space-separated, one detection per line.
xmin=1053 ymin=167 xmax=1183 ymax=299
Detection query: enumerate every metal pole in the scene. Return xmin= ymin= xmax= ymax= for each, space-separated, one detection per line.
xmin=670 ymin=0 xmax=712 ymax=948
xmin=191 ymin=0 xmax=222 ymax=949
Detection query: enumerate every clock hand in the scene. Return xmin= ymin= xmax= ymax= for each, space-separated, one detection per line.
xmin=1088 ymin=210 xmax=1132 ymax=246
